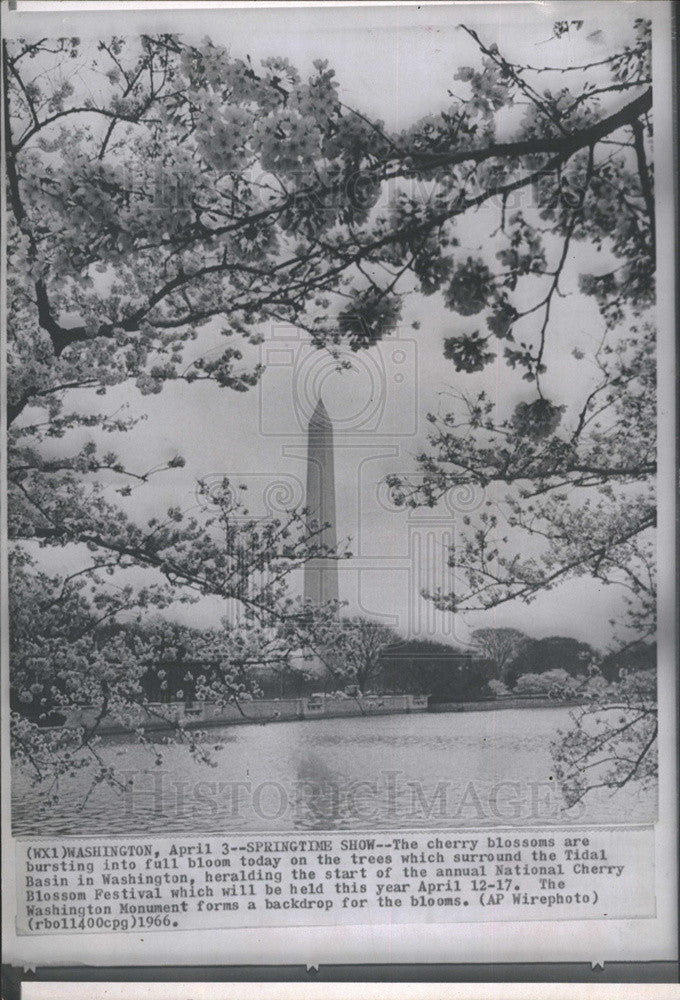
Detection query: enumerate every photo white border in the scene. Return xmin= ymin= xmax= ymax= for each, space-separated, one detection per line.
xmin=18 ymin=986 xmax=680 ymax=1000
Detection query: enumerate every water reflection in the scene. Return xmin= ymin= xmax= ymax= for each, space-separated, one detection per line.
xmin=12 ymin=708 xmax=656 ymax=835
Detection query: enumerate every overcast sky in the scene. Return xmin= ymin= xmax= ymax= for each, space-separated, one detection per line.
xmin=9 ymin=4 xmax=652 ymax=650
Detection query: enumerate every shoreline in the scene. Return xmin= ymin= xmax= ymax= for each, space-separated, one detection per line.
xmin=430 ymin=697 xmax=585 ymax=713
xmin=44 ymin=694 xmax=586 ymax=738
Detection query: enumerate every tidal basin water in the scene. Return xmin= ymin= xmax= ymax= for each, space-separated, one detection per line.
xmin=12 ymin=707 xmax=656 ymax=836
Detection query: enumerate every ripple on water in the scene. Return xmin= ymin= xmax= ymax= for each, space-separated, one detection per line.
xmin=12 ymin=708 xmax=657 ymax=835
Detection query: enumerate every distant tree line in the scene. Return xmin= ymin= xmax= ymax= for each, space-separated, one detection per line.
xmin=13 ymin=609 xmax=655 ymax=728
xmin=378 ymin=629 xmax=654 ymax=703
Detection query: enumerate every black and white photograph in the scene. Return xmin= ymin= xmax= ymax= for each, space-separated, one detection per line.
xmin=1 ymin=6 xmax=676 ymax=972
xmin=3 ymin=3 xmax=663 ymax=840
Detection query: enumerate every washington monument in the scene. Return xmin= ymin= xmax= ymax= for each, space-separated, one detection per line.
xmin=304 ymin=397 xmax=339 ymax=604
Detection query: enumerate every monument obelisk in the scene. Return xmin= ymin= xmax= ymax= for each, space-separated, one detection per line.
xmin=304 ymin=397 xmax=339 ymax=604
